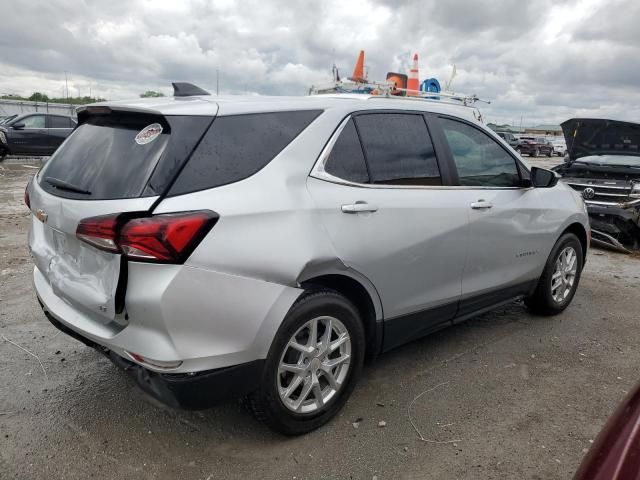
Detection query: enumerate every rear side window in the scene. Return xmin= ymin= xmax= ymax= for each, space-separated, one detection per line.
xmin=324 ymin=119 xmax=369 ymax=184
xmin=48 ymin=116 xmax=73 ymax=128
xmin=39 ymin=113 xmax=171 ymax=199
xmin=440 ymin=118 xmax=521 ymax=187
xmin=169 ymin=110 xmax=322 ymax=196
xmin=354 ymin=113 xmax=441 ymax=186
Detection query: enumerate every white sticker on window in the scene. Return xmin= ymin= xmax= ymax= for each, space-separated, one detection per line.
xmin=135 ymin=123 xmax=163 ymax=145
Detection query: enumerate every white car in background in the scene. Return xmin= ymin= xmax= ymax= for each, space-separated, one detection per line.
xmin=551 ymin=138 xmax=567 ymax=156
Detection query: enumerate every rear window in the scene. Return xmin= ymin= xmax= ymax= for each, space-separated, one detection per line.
xmin=39 ymin=113 xmax=171 ymax=200
xmin=168 ymin=110 xmax=322 ymax=196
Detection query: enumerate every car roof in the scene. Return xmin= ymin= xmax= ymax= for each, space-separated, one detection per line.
xmin=86 ymin=94 xmax=481 ymax=122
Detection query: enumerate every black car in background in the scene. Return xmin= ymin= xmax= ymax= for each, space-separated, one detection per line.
xmin=0 ymin=113 xmax=76 ymax=159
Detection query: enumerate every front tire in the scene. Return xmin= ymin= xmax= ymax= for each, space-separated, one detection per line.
xmin=532 ymin=148 xmax=539 ymax=157
xmin=525 ymin=233 xmax=583 ymax=315
xmin=245 ymin=290 xmax=365 ymax=435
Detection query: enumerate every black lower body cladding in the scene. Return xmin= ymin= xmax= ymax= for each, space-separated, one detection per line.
xmin=42 ymin=306 xmax=264 ymax=409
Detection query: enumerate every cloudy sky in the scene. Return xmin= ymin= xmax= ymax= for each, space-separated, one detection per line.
xmin=1 ymin=0 xmax=638 ymax=125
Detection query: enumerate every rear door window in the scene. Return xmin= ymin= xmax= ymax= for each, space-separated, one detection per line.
xmin=169 ymin=110 xmax=322 ymax=196
xmin=354 ymin=113 xmax=441 ymax=186
xmin=440 ymin=118 xmax=521 ymax=187
xmin=39 ymin=113 xmax=172 ymax=200
xmin=323 ymin=119 xmax=369 ymax=184
xmin=48 ymin=116 xmax=73 ymax=128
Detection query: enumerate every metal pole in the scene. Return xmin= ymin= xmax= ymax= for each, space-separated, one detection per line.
xmin=65 ymin=72 xmax=69 ymax=101
xmin=216 ymin=69 xmax=219 ymax=96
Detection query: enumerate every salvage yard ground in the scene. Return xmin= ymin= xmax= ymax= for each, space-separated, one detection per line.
xmin=1 ymin=161 xmax=640 ymax=479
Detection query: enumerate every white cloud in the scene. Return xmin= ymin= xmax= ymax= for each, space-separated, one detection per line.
xmin=0 ymin=0 xmax=637 ymax=125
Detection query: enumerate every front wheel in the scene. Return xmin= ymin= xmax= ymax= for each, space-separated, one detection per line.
xmin=532 ymin=148 xmax=540 ymax=157
xmin=525 ymin=233 xmax=583 ymax=315
xmin=546 ymin=150 xmax=552 ymax=157
xmin=245 ymin=290 xmax=365 ymax=435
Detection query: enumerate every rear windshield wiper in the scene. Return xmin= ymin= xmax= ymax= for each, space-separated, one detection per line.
xmin=44 ymin=177 xmax=92 ymax=195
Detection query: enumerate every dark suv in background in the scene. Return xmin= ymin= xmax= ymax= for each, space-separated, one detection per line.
xmin=0 ymin=113 xmax=76 ymax=160
xmin=516 ymin=136 xmax=554 ymax=157
xmin=496 ymin=131 xmax=521 ymax=149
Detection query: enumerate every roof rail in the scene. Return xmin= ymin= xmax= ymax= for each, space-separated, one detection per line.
xmin=172 ymin=82 xmax=210 ymax=97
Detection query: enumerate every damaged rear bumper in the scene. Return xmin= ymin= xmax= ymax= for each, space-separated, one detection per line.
xmin=587 ymin=203 xmax=640 ymax=252
xmin=41 ymin=304 xmax=264 ymax=409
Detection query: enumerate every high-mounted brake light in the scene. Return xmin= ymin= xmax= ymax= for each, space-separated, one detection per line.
xmin=76 ymin=211 xmax=218 ymax=263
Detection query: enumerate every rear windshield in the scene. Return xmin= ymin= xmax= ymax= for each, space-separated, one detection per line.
xmin=39 ymin=113 xmax=171 ymax=200
xmin=168 ymin=110 xmax=323 ymax=196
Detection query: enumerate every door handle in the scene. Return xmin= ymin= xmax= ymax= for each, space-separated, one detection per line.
xmin=470 ymin=200 xmax=493 ymax=210
xmin=341 ymin=202 xmax=378 ymax=214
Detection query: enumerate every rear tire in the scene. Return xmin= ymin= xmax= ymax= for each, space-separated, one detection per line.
xmin=245 ymin=290 xmax=365 ymax=435
xmin=525 ymin=233 xmax=583 ymax=316
xmin=546 ymin=150 xmax=552 ymax=157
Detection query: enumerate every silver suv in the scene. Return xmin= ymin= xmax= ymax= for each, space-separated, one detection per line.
xmin=27 ymin=87 xmax=589 ymax=435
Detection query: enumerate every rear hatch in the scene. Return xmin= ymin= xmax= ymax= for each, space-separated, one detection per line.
xmin=29 ymin=106 xmax=215 ymax=322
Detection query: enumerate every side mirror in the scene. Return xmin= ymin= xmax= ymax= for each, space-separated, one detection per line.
xmin=12 ymin=122 xmax=25 ymax=130
xmin=531 ymin=166 xmax=559 ymax=188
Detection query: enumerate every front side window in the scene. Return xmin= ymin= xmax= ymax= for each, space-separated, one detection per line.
xmin=22 ymin=115 xmax=45 ymax=129
xmin=355 ymin=113 xmax=441 ymax=186
xmin=323 ymin=119 xmax=369 ymax=184
xmin=440 ymin=118 xmax=521 ymax=187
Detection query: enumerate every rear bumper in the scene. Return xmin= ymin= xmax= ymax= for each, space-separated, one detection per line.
xmin=33 ymin=262 xmax=302 ymax=374
xmin=43 ymin=309 xmax=264 ymax=408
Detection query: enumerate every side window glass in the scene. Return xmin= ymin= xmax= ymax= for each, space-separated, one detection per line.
xmin=355 ymin=113 xmax=441 ymax=186
xmin=440 ymin=118 xmax=521 ymax=187
xmin=324 ymin=119 xmax=369 ymax=183
xmin=49 ymin=116 xmax=72 ymax=128
xmin=22 ymin=115 xmax=45 ymax=129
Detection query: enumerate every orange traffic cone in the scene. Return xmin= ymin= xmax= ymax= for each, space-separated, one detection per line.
xmin=350 ymin=50 xmax=366 ymax=83
xmin=407 ymin=53 xmax=419 ymax=96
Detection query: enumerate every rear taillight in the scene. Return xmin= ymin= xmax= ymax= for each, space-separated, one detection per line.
xmin=76 ymin=211 xmax=217 ymax=263
xmin=76 ymin=214 xmax=119 ymax=252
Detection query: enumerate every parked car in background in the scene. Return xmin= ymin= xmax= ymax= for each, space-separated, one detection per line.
xmin=516 ymin=136 xmax=554 ymax=157
xmin=0 ymin=113 xmax=76 ymax=160
xmin=496 ymin=131 xmax=521 ymax=149
xmin=28 ymin=85 xmax=589 ymax=435
xmin=554 ymin=118 xmax=640 ymax=252
xmin=574 ymin=380 xmax=640 ymax=480
xmin=551 ymin=138 xmax=567 ymax=156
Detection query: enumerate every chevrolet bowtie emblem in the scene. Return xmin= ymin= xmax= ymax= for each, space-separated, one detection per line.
xmin=35 ymin=209 xmax=48 ymax=223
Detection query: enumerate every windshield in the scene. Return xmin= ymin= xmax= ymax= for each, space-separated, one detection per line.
xmin=575 ymin=155 xmax=640 ymax=166
xmin=0 ymin=115 xmax=17 ymax=125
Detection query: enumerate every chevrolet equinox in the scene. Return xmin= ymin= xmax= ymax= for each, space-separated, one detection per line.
xmin=27 ymin=86 xmax=590 ymax=435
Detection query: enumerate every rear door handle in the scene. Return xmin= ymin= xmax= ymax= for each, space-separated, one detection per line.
xmin=341 ymin=202 xmax=378 ymax=214
xmin=470 ymin=200 xmax=493 ymax=210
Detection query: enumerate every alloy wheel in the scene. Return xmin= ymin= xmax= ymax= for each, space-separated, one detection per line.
xmin=550 ymin=246 xmax=578 ymax=303
xmin=277 ymin=316 xmax=351 ymax=414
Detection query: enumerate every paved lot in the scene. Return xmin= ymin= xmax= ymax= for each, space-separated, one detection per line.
xmin=1 ymin=162 xmax=640 ymax=479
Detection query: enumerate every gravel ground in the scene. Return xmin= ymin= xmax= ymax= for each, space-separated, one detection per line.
xmin=1 ymin=162 xmax=639 ymax=480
